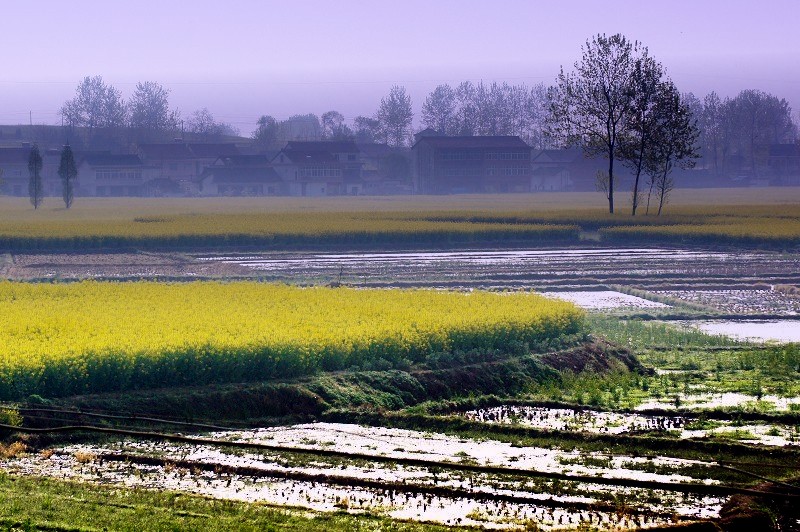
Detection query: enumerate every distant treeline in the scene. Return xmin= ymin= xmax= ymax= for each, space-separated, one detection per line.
xmin=11 ymin=51 xmax=798 ymax=183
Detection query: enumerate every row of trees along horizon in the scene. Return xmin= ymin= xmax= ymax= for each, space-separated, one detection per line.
xmin=12 ymin=33 xmax=799 ymax=214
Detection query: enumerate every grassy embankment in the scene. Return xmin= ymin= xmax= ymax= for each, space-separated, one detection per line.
xmin=0 ymin=187 xmax=798 ymax=250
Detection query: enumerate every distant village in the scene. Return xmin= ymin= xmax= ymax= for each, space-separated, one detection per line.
xmin=1 ymin=129 xmax=798 ymax=198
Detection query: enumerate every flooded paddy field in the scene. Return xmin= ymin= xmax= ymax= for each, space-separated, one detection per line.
xmin=462 ymin=405 xmax=800 ymax=446
xmin=674 ymin=320 xmax=800 ymax=343
xmin=634 ymin=392 xmax=800 ymax=413
xmin=656 ymin=289 xmax=800 ymax=316
xmin=2 ymin=423 xmax=726 ymax=530
xmin=195 ymin=247 xmax=800 ymax=290
xmin=3 ymin=244 xmax=799 ymax=530
xmin=541 ymin=290 xmax=670 ymax=310
xmin=11 ymin=247 xmax=793 ymax=290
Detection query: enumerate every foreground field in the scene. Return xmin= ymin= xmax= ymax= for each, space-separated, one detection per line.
xmin=0 ymin=281 xmax=583 ymax=400
xmin=1 ymin=192 xmax=799 ymax=529
xmin=0 ymin=187 xmax=798 ymax=249
xmin=0 ymin=474 xmax=464 ymax=532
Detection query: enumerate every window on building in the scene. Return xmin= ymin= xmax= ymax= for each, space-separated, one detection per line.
xmin=487 ymin=152 xmax=528 ymax=160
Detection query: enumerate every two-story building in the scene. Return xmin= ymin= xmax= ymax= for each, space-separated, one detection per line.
xmin=411 ymin=136 xmax=532 ymax=194
xmin=271 ymin=141 xmax=362 ymax=196
xmin=197 ymin=154 xmax=283 ymax=196
xmin=137 ymin=142 xmax=241 ymax=195
xmin=77 ymin=153 xmax=158 ymax=196
xmin=0 ymin=145 xmax=65 ymax=197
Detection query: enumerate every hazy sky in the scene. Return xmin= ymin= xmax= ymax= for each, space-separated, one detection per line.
xmin=2 ymin=0 xmax=798 ymax=134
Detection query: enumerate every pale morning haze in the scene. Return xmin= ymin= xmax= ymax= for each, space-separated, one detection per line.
xmin=0 ymin=0 xmax=797 ymax=133
xmin=3 ymin=0 xmax=800 ymax=528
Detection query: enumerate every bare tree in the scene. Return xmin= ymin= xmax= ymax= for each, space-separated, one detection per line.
xmin=376 ymin=85 xmax=413 ymax=147
xmin=421 ymin=84 xmax=456 ymax=135
xmin=699 ymin=92 xmax=724 ymax=174
xmin=186 ymin=108 xmax=239 ymax=139
xmin=353 ymin=116 xmax=381 ymax=143
xmin=61 ymin=76 xmax=126 ymax=133
xmin=128 ymin=81 xmax=179 ymax=140
xmin=523 ymin=83 xmax=553 ymax=149
xmin=548 ymin=34 xmax=645 ymax=214
xmin=252 ymin=115 xmax=280 ymax=151
xmin=644 ymin=83 xmax=699 ymax=215
xmin=618 ymin=55 xmax=665 ymax=215
xmin=321 ymin=111 xmax=352 ymax=139
xmin=726 ymin=90 xmax=794 ymax=177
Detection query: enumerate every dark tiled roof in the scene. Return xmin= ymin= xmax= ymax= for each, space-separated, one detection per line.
xmin=81 ymin=154 xmax=143 ymax=167
xmin=138 ymin=143 xmax=194 ymax=159
xmin=189 ymin=143 xmax=241 ymax=158
xmin=412 ymin=136 xmax=530 ymax=149
xmin=218 ymin=154 xmax=271 ymax=166
xmin=285 ymin=140 xmax=359 ymax=153
xmin=356 ymin=142 xmax=395 ymax=157
xmin=281 ymin=150 xmax=337 ymax=164
xmin=201 ymin=166 xmax=282 ymax=184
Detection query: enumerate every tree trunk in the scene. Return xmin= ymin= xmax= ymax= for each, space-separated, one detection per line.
xmin=631 ymin=134 xmax=646 ymax=216
xmin=607 ymin=144 xmax=615 ymax=214
xmin=645 ymin=177 xmax=655 ymax=215
xmin=657 ymin=168 xmax=668 ymax=215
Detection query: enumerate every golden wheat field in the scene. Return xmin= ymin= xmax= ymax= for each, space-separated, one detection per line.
xmin=0 ymin=281 xmax=583 ymax=399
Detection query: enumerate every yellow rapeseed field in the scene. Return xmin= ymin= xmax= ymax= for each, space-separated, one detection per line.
xmin=0 ymin=212 xmax=577 ymax=249
xmin=0 ymin=281 xmax=583 ymax=399
xmin=0 ymin=190 xmax=798 ymax=248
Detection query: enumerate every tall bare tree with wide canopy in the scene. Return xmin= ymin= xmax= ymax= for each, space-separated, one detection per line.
xmin=548 ymin=34 xmax=645 ymax=214
xmin=127 ymin=81 xmax=179 ymax=140
xmin=376 ymin=85 xmax=413 ymax=147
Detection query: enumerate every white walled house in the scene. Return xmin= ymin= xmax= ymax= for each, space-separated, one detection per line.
xmin=77 ymin=154 xmax=158 ymax=196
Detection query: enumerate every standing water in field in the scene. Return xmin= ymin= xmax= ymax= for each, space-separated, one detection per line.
xmin=1 ymin=423 xmax=725 ymax=530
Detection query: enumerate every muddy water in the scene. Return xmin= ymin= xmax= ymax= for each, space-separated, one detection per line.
xmin=196 ymin=248 xmax=800 ymax=289
xmin=540 ymin=290 xmax=670 ymax=310
xmin=676 ymin=320 xmax=800 ymax=343
xmin=1 ymin=423 xmax=724 ymax=530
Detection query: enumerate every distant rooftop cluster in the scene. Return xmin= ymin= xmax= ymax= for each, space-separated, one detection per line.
xmin=0 ymin=130 xmax=798 ymax=198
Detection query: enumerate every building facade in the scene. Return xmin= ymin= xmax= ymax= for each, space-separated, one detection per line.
xmin=271 ymin=141 xmax=363 ymax=196
xmin=412 ymin=136 xmax=532 ymax=194
xmin=77 ymin=154 xmax=158 ymax=196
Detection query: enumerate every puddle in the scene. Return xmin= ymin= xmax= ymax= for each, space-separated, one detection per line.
xmin=541 ymin=290 xmax=669 ymax=310
xmin=676 ymin=320 xmax=800 ymax=343
xmin=636 ymin=392 xmax=800 ymax=412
